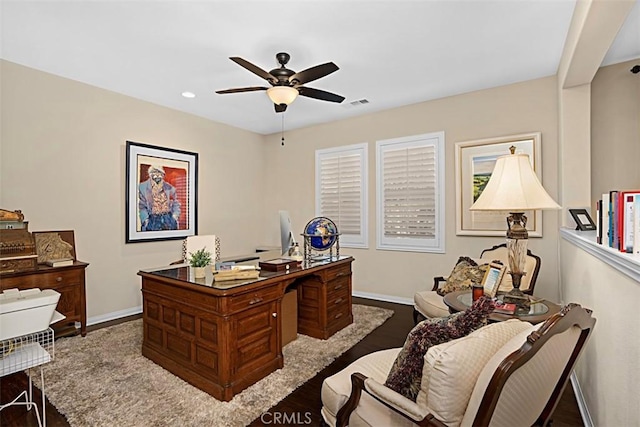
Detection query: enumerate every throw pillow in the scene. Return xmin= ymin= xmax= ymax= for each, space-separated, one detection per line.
xmin=437 ymin=256 xmax=489 ymax=296
xmin=384 ymin=296 xmax=495 ymax=402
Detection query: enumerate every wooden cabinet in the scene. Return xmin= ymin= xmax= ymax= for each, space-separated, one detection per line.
xmin=0 ymin=261 xmax=88 ymax=337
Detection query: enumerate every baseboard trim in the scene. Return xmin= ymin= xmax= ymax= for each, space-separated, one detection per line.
xmin=87 ymin=306 xmax=142 ymax=327
xmin=570 ymin=371 xmax=593 ymax=427
xmin=352 ymin=291 xmax=413 ymax=306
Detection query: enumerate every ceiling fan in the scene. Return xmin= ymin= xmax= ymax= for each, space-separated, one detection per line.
xmin=216 ymin=52 xmax=345 ymax=113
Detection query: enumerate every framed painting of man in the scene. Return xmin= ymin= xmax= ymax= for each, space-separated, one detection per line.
xmin=125 ymin=141 xmax=198 ymax=243
xmin=455 ymin=132 xmax=542 ymax=237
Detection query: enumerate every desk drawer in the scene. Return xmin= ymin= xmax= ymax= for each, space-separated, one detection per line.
xmin=327 ymin=277 xmax=350 ymax=300
xmin=229 ymin=286 xmax=281 ymax=312
xmin=327 ymin=297 xmax=350 ymax=325
xmin=322 ymin=263 xmax=351 ymax=282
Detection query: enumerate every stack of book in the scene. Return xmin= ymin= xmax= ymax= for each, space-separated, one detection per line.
xmin=212 ymin=265 xmax=260 ymax=282
xmin=596 ymin=190 xmax=640 ymax=254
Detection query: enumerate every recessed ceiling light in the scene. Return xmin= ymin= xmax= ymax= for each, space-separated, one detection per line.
xmin=181 ymin=91 xmax=196 ymax=98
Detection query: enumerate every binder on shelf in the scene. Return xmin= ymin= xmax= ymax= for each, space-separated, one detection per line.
xmin=609 ymin=191 xmax=618 ymax=248
xmin=596 ymin=200 xmax=602 ymax=244
xmin=618 ymin=191 xmax=640 ymax=253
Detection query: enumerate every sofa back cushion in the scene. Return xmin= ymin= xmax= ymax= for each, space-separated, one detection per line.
xmin=417 ymin=319 xmax=535 ymax=426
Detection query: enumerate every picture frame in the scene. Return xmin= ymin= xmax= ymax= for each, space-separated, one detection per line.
xmin=455 ymin=132 xmax=543 ymax=237
xmin=125 ymin=141 xmax=198 ymax=243
xmin=482 ymin=262 xmax=506 ymax=298
xmin=569 ymin=208 xmax=597 ymax=231
xmin=33 ymin=230 xmax=76 ymax=263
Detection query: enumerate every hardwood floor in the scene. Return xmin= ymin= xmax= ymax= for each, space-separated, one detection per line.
xmin=1 ymin=298 xmax=584 ymax=426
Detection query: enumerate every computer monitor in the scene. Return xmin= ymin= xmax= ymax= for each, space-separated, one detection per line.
xmin=279 ymin=210 xmax=297 ymax=256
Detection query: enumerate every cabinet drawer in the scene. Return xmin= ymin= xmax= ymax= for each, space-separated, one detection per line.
xmin=322 ymin=263 xmax=351 ymax=282
xmin=228 ymin=286 xmax=281 ymax=312
xmin=1 ymin=269 xmax=82 ymax=289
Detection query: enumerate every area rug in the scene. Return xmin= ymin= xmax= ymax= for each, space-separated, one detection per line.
xmin=34 ymin=304 xmax=393 ymax=426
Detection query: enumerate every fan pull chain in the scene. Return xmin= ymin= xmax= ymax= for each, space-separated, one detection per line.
xmin=281 ymin=113 xmax=285 ymax=146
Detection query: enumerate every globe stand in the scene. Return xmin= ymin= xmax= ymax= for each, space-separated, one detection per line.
xmin=302 ymin=233 xmax=340 ymax=266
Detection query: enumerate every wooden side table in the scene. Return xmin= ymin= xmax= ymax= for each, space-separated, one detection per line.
xmin=443 ymin=290 xmax=561 ymax=324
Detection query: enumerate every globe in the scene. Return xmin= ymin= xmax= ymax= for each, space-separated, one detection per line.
xmin=304 ymin=217 xmax=339 ymax=251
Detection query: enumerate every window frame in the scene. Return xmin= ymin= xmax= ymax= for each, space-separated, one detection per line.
xmin=315 ymin=143 xmax=369 ymax=249
xmin=375 ymin=131 xmax=445 ymax=253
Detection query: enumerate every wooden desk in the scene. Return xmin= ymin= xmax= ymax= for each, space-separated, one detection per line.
xmin=443 ymin=290 xmax=561 ymax=324
xmin=138 ymin=256 xmax=353 ymax=401
xmin=0 ymin=261 xmax=88 ymax=337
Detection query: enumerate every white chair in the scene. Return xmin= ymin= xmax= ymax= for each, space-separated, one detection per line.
xmin=171 ymin=235 xmax=221 ymax=265
xmin=321 ymin=304 xmax=595 ymax=427
xmin=413 ymin=244 xmax=541 ymax=323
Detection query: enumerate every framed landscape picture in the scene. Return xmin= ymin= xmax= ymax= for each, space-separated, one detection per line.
xmin=125 ymin=141 xmax=198 ymax=243
xmin=455 ymin=132 xmax=542 ymax=237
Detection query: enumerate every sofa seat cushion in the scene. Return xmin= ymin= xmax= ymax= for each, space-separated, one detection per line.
xmin=321 ymin=348 xmax=400 ymax=422
xmin=385 ymin=296 xmax=495 ymax=401
xmin=418 ymin=319 xmax=535 ymax=426
xmin=414 ymin=290 xmax=450 ymax=318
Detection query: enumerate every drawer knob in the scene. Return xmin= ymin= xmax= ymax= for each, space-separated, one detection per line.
xmin=335 ymin=312 xmax=343 ymax=319
xmin=56 ymin=276 xmax=63 ymax=282
xmin=249 ymin=297 xmax=263 ymax=305
xmin=335 ymin=272 xmax=346 ymax=277
xmin=334 ymin=284 xmax=342 ymax=290
xmin=334 ymin=297 xmax=343 ymax=304
xmin=272 ymin=312 xmax=277 ymax=318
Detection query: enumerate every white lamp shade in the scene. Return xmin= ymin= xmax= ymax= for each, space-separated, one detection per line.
xmin=470 ymin=153 xmax=560 ymax=211
xmin=267 ymin=86 xmax=298 ymax=105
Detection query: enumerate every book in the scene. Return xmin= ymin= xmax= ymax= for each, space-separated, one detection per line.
xmin=45 ymin=258 xmax=74 ymax=267
xmin=601 ymin=193 xmax=610 ymax=246
xmin=610 ymin=191 xmax=618 ymax=248
xmin=619 ymin=191 xmax=640 ymax=252
xmin=634 ymin=194 xmax=640 ymax=255
xmin=493 ymin=302 xmax=517 ymax=315
xmin=596 ymin=199 xmax=602 ymax=244
xmin=212 ymin=270 xmax=260 ymax=282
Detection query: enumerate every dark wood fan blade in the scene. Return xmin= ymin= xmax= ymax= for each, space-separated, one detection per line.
xmin=230 ymin=57 xmax=276 ymax=83
xmin=298 ymin=86 xmax=345 ymax=103
xmin=274 ymin=103 xmax=288 ymax=113
xmin=289 ymin=62 xmax=338 ymax=85
xmin=216 ymin=86 xmax=268 ymax=94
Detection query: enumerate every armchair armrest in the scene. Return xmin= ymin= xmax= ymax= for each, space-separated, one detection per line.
xmin=336 ymin=373 xmax=445 ymax=427
xmin=432 ymin=276 xmax=447 ymax=292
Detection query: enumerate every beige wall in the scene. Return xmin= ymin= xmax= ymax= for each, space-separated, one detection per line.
xmin=262 ymin=76 xmax=561 ymax=303
xmin=591 ymin=58 xmax=640 ymax=206
xmin=560 ymin=238 xmax=640 ymax=426
xmin=0 ymin=60 xmax=267 ymax=320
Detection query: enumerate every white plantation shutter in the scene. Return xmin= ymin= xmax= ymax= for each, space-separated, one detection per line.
xmin=315 ymin=143 xmax=368 ymax=248
xmin=376 ymin=132 xmax=445 ymax=252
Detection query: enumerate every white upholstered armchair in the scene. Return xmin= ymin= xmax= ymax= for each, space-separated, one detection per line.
xmin=413 ymin=244 xmax=541 ymax=323
xmin=321 ymin=304 xmax=595 ymax=427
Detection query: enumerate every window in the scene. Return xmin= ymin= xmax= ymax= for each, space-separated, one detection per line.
xmin=315 ymin=143 xmax=368 ymax=248
xmin=376 ymin=132 xmax=445 ymax=253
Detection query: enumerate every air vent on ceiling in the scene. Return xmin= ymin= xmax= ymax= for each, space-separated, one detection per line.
xmin=343 ymin=98 xmax=370 ymax=109
xmin=349 ymin=99 xmax=369 ymax=106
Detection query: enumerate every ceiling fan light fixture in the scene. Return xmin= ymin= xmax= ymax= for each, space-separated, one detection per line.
xmin=267 ymin=86 xmax=298 ymax=105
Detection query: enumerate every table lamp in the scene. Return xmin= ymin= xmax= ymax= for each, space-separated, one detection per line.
xmin=470 ymin=146 xmax=560 ymax=304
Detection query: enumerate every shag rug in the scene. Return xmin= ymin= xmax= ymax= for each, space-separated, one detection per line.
xmin=35 ymin=304 xmax=393 ymax=427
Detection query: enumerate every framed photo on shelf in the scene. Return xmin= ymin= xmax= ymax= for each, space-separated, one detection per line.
xmin=569 ymin=208 xmax=596 ymax=231
xmin=125 ymin=141 xmax=198 ymax=243
xmin=455 ymin=132 xmax=543 ymax=237
xmin=482 ymin=262 xmax=506 ymax=298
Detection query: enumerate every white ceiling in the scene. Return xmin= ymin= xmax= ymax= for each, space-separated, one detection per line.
xmin=2 ymin=1 xmax=639 ymax=135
